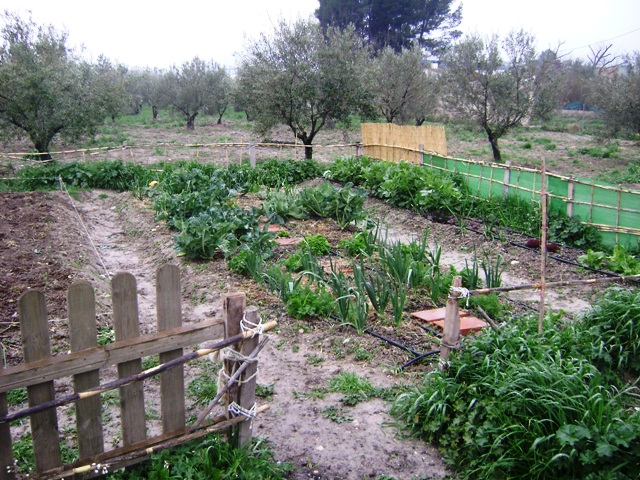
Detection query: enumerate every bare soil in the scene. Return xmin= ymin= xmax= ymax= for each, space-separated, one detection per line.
xmin=0 ymin=115 xmax=628 ymax=479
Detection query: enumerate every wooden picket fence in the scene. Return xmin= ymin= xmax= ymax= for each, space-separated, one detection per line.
xmin=0 ymin=265 xmax=273 ymax=479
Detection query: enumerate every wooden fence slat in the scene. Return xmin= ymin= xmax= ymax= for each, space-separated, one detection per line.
xmin=156 ymin=265 xmax=185 ymax=433
xmin=236 ymin=307 xmax=260 ymax=447
xmin=19 ymin=290 xmax=62 ymax=472
xmin=0 ymin=319 xmax=225 ymax=393
xmin=112 ymin=273 xmax=146 ymax=446
xmin=0 ymin=363 xmax=15 ymax=480
xmin=68 ymin=282 xmax=104 ymax=459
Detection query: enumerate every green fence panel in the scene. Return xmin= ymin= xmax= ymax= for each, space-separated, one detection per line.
xmin=547 ymin=176 xmax=568 ymax=212
xmin=423 ymin=154 xmax=639 ymax=248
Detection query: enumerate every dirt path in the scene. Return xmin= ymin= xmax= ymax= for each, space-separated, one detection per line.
xmin=69 ymin=191 xmax=451 ymax=479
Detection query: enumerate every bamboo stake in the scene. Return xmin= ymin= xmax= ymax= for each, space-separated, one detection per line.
xmin=539 ymin=158 xmax=547 ymax=334
xmin=469 ymin=273 xmax=640 ymax=296
xmin=0 ymin=321 xmax=276 ymax=424
xmin=190 ymin=336 xmax=269 ymax=431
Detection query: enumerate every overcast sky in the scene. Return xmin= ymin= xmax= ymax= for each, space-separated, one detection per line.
xmin=2 ymin=0 xmax=639 ymax=70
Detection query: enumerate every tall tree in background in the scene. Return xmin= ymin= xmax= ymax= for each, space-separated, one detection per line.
xmin=315 ymin=0 xmax=461 ymax=54
xmin=442 ymin=31 xmax=557 ymax=162
xmin=0 ymin=12 xmax=108 ymax=159
xmin=372 ymin=46 xmax=434 ymax=123
xmin=158 ymin=58 xmax=230 ymax=130
xmin=203 ymin=65 xmax=233 ymax=124
xmin=594 ymin=53 xmax=640 ymax=136
xmin=237 ymin=19 xmax=374 ymax=159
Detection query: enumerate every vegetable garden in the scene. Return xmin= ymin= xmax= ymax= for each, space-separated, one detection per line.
xmin=2 ymin=153 xmax=640 ymax=479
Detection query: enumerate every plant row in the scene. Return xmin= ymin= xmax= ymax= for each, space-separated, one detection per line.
xmin=327 ymin=156 xmax=605 ymax=251
xmin=392 ymin=287 xmax=640 ymax=479
xmin=229 ymin=220 xmax=507 ymax=333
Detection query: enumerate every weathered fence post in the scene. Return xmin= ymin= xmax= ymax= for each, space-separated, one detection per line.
xmin=236 ymin=306 xmax=260 ymax=447
xmin=112 ymin=272 xmax=146 ymax=446
xmin=156 ymin=265 xmax=185 ymax=434
xmin=440 ymin=276 xmax=462 ymax=363
xmin=19 ymin=290 xmax=62 ymax=472
xmin=223 ymin=292 xmax=246 ymax=443
xmin=0 ymin=362 xmax=15 ymax=480
xmin=503 ymin=161 xmax=511 ymax=197
xmin=567 ymin=175 xmax=575 ymax=217
xmin=68 ymin=282 xmax=104 ymax=458
xmin=249 ymin=143 xmax=256 ymax=168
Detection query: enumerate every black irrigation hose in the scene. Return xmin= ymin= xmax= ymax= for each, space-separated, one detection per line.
xmin=399 ymin=350 xmax=441 ymax=371
xmin=364 ymin=328 xmax=423 ymax=357
xmin=418 ymin=323 xmax=443 ymax=338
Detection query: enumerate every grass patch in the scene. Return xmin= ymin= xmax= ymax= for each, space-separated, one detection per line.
xmin=392 ymin=290 xmax=640 ymax=479
xmin=108 ymin=435 xmax=292 ymax=479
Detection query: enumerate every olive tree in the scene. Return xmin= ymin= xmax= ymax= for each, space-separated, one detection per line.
xmin=159 ymin=58 xmax=232 ymax=129
xmin=373 ymin=46 xmax=427 ymax=123
xmin=594 ymin=52 xmax=640 ymax=136
xmin=237 ymin=19 xmax=375 ymax=159
xmin=441 ymin=31 xmax=557 ymax=162
xmin=0 ymin=12 xmax=109 ymax=159
xmin=203 ymin=65 xmax=233 ymax=124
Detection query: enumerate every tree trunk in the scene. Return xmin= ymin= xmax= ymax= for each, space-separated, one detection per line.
xmin=33 ymin=139 xmax=52 ymax=161
xmin=186 ymin=113 xmax=198 ymax=130
xmin=304 ymin=143 xmax=313 ymax=160
xmin=485 ymin=129 xmax=502 ymax=162
xmin=217 ymin=115 xmax=223 ymax=125
xmin=152 ymin=105 xmax=158 ymax=120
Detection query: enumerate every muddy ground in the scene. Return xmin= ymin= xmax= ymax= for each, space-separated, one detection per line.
xmin=0 ymin=183 xmax=610 ymax=479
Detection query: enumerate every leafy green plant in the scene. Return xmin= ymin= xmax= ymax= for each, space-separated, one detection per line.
xmin=578 ymin=245 xmax=640 ymax=275
xmin=328 ymin=371 xmax=375 ymax=406
xmin=577 ymin=249 xmax=608 ymax=270
xmin=298 ymin=181 xmax=368 ymax=229
xmin=547 ymin=209 xmax=602 ymax=251
xmin=261 ymin=189 xmax=308 ymax=224
xmin=321 ymin=405 xmax=353 ymax=423
xmin=299 ymin=234 xmax=331 ymax=256
xmin=285 ymin=285 xmax=334 ymax=319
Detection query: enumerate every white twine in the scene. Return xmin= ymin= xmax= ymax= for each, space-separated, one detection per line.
xmin=450 ymin=286 xmax=471 ymax=307
xmin=241 ymin=312 xmax=264 ymax=337
xmin=228 ymin=401 xmax=258 ymax=430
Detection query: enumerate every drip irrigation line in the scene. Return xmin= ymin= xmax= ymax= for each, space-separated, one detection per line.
xmin=399 ymin=350 xmax=440 ymax=371
xmin=504 ymin=296 xmax=538 ymax=312
xmin=364 ymin=328 xmax=422 ymax=357
xmin=418 ymin=323 xmax=443 ymax=338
